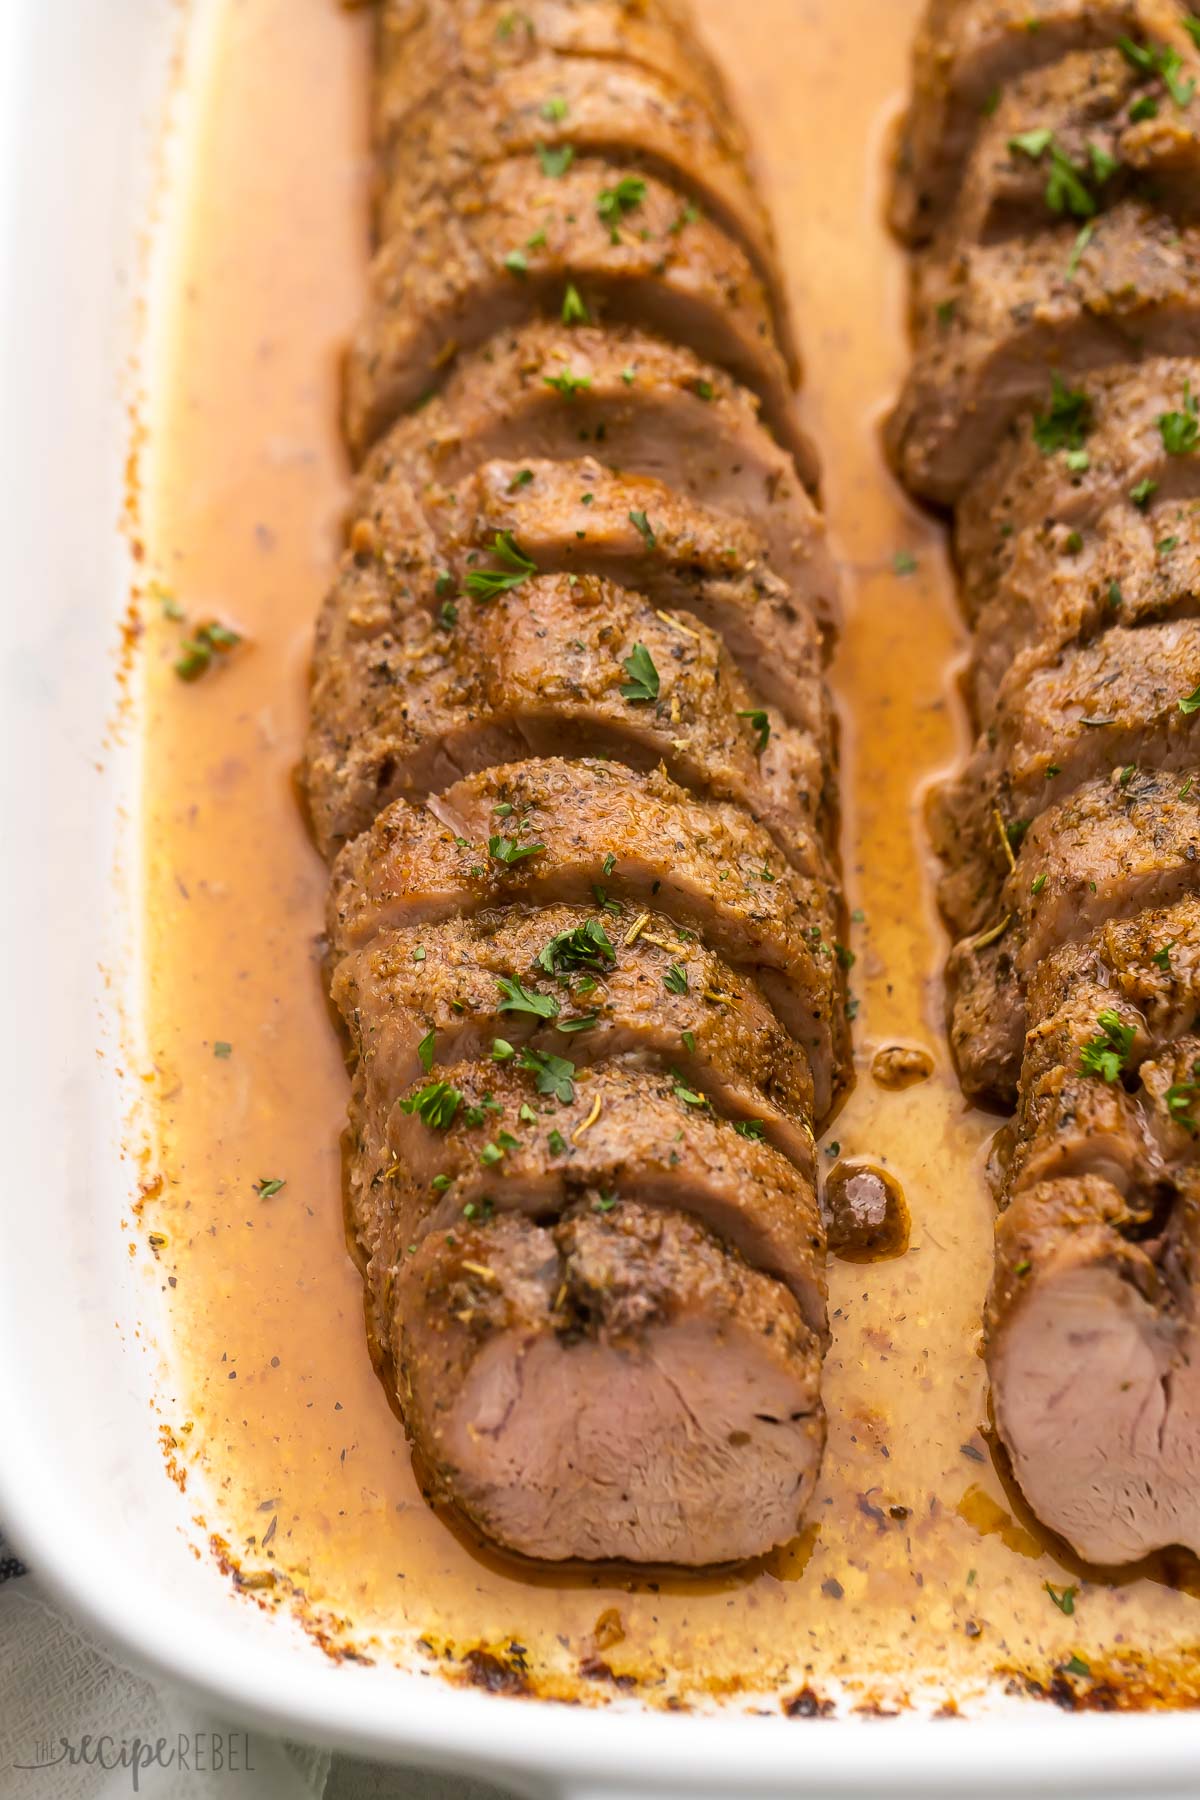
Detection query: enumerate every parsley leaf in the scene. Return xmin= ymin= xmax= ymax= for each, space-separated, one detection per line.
xmin=537 ymin=141 xmax=574 ymax=178
xmin=561 ymin=281 xmax=589 ymax=324
xmin=516 ymin=1047 xmax=576 ymax=1103
xmin=596 ymin=175 xmax=647 ymax=239
xmin=628 ymin=508 xmax=656 ymax=549
xmin=542 ymin=368 xmax=592 ymax=398
xmin=619 ymin=642 xmax=660 ymax=703
xmin=536 ymin=918 xmax=616 ymax=976
xmin=496 ymin=976 xmax=560 ymax=1019
xmin=1079 ymin=1009 xmax=1136 ymax=1083
xmin=1159 ymin=384 xmax=1200 ymax=455
xmin=736 ymin=707 xmax=770 ymax=754
xmin=1032 ymin=374 xmax=1093 ymax=456
xmin=488 ymin=834 xmax=546 ymax=868
xmin=464 ymin=531 xmax=537 ymax=600
xmin=663 ymin=963 xmax=689 ymax=995
xmin=399 ymin=1081 xmax=463 ymax=1130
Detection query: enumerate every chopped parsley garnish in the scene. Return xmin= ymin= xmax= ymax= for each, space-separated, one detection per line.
xmin=1130 ymin=477 xmax=1158 ymax=509
xmin=628 ymin=509 xmax=656 ymax=549
xmin=1010 ymin=129 xmax=1098 ymax=217
xmin=1180 ymin=685 xmax=1200 ymax=715
xmin=663 ymin=963 xmax=689 ymax=994
xmin=503 ymin=249 xmax=529 ymax=277
xmin=436 ymin=599 xmax=458 ymax=631
xmin=548 ymin=1128 xmax=567 ymax=1154
xmin=619 ymin=641 xmax=660 ymax=703
xmin=1166 ymin=1063 xmax=1200 ymax=1134
xmin=496 ymin=976 xmax=559 ymax=1020
xmin=541 ymin=95 xmax=568 ymax=121
xmin=399 ymin=1081 xmax=463 ymax=1130
xmin=508 ymin=469 xmax=534 ymax=492
xmin=492 ymin=1038 xmax=515 ymax=1061
xmin=1032 ymin=374 xmax=1093 ymax=456
xmin=893 ymin=549 xmax=918 ymax=576
xmin=673 ymin=1081 xmax=709 ymax=1108
xmin=1045 ymin=1582 xmax=1077 ymax=1616
xmin=516 ymin=1047 xmax=576 ymax=1103
xmin=736 ymin=708 xmax=771 ymax=754
xmin=602 ymin=852 xmax=617 ymax=876
xmin=489 ymin=834 xmax=546 ymax=867
xmin=1064 ymin=1654 xmax=1091 ymax=1679
xmin=174 ymin=619 xmax=242 ymax=682
xmin=1117 ymin=35 xmax=1195 ymax=107
xmin=543 ymin=368 xmax=592 ymax=398
xmin=561 ymin=281 xmax=589 ymax=324
xmin=537 ymin=141 xmax=574 ymax=178
xmin=555 ymin=1014 xmax=598 ymax=1033
xmin=254 ymin=1177 xmax=285 ymax=1199
xmin=417 ymin=1028 xmax=436 ymax=1073
xmin=213 ymin=1041 xmax=232 ymax=1058
xmin=597 ymin=175 xmax=647 ymax=239
xmin=1030 ymin=872 xmax=1047 ymax=896
xmin=464 ymin=530 xmax=537 ymax=600
xmin=1079 ymin=1010 xmax=1136 ymax=1083
xmin=1160 ymin=385 xmax=1200 ymax=455
xmin=1152 ymin=941 xmax=1175 ymax=970
xmin=732 ymin=1119 xmax=766 ymax=1140
xmin=536 ymin=918 xmax=616 ymax=976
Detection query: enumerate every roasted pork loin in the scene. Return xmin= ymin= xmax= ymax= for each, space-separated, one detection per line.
xmin=305 ymin=0 xmax=846 ymax=1563
xmin=891 ymin=0 xmax=1200 ymax=1563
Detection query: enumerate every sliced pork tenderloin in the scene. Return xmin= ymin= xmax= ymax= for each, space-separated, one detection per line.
xmin=989 ymin=976 xmax=1164 ymax=1201
xmin=355 ymin=1057 xmax=825 ymax=1336
xmin=392 ymin=1198 xmax=826 ymax=1565
xmin=327 ymin=454 xmax=832 ymax=744
xmin=375 ymin=55 xmax=795 ymax=367
xmin=988 ymin=1166 xmax=1200 ymax=1565
xmin=969 ymin=500 xmax=1200 ymax=721
xmin=331 ymin=904 xmax=817 ymax=1173
xmin=886 ymin=204 xmax=1200 ymax=504
xmin=344 ymin=156 xmax=800 ymax=462
xmin=931 ymin=618 xmax=1200 ymax=935
xmin=351 ymin=320 xmax=828 ymax=589
xmin=947 ymin=765 xmax=1200 ymax=1101
xmin=889 ymin=0 xmax=1195 ymax=243
xmin=374 ymin=0 xmax=740 ymax=156
xmin=328 ymin=757 xmax=847 ymax=1114
xmin=955 ymin=356 xmax=1200 ymax=615
xmin=306 ymin=569 xmax=827 ymax=862
xmin=922 ymin=48 xmax=1200 ymax=260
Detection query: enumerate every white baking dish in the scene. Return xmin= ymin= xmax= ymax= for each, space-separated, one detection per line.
xmin=1 ymin=3 xmax=1198 ymax=1793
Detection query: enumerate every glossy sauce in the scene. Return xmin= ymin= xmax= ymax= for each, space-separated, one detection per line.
xmin=139 ymin=0 xmax=1200 ymax=1708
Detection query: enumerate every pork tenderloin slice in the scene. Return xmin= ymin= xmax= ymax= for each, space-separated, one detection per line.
xmin=359 ymin=1059 xmax=825 ymax=1335
xmin=931 ymin=620 xmax=1200 ymax=937
xmin=1141 ymin=1033 xmax=1200 ymax=1160
xmin=1024 ymin=892 xmax=1200 ymax=1052
xmin=354 ymin=321 xmax=828 ymax=590
xmin=391 ymin=1200 xmax=826 ymax=1564
xmin=306 ymin=567 xmax=830 ymax=862
xmin=991 ymin=976 xmax=1163 ymax=1201
xmin=956 ymin=356 xmax=1200 ymax=613
xmin=374 ymin=0 xmax=739 ymax=155
xmin=987 ymin=1170 xmax=1200 ymax=1565
xmin=334 ymin=452 xmax=831 ymax=738
xmin=915 ymin=49 xmax=1200 ymax=309
xmin=969 ymin=499 xmax=1200 ymax=720
xmin=375 ymin=55 xmax=796 ymax=370
xmin=889 ymin=0 xmax=1193 ymax=244
xmin=947 ymin=765 xmax=1200 ymax=1100
xmin=331 ymin=903 xmax=816 ymax=1173
xmin=328 ymin=758 xmax=847 ymax=1115
xmin=886 ymin=204 xmax=1200 ymax=504
xmin=344 ymin=156 xmax=801 ymax=464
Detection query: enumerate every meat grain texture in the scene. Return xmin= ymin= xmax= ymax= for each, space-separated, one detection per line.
xmin=303 ymin=0 xmax=847 ymax=1564
xmin=890 ymin=0 xmax=1200 ymax=1564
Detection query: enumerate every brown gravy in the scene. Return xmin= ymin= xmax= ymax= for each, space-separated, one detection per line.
xmin=137 ymin=0 xmax=1200 ymax=1708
